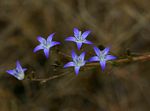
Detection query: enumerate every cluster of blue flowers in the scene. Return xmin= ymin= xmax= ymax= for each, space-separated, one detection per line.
xmin=6 ymin=28 xmax=116 ymax=80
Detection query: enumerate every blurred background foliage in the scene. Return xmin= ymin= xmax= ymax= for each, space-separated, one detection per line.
xmin=0 ymin=0 xmax=150 ymax=111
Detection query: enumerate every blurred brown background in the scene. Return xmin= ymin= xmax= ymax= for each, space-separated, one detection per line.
xmin=0 ymin=0 xmax=150 ymax=111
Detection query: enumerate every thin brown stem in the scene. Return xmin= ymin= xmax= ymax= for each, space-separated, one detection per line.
xmin=28 ymin=70 xmax=71 ymax=83
xmin=86 ymin=53 xmax=150 ymax=67
xmin=27 ymin=53 xmax=150 ymax=83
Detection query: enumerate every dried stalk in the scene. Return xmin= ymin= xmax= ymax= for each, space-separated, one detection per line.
xmin=28 ymin=53 xmax=150 ymax=83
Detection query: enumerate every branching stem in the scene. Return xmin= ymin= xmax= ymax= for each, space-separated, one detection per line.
xmin=28 ymin=53 xmax=150 ymax=83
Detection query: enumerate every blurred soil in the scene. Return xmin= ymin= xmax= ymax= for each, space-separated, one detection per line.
xmin=0 ymin=0 xmax=150 ymax=111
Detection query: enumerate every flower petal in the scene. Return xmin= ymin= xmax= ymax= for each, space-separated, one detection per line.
xmin=71 ymin=50 xmax=77 ymax=59
xmin=79 ymin=52 xmax=86 ymax=61
xmin=83 ymin=40 xmax=93 ymax=44
xmin=37 ymin=36 xmax=46 ymax=43
xmin=82 ymin=61 xmax=86 ymax=66
xmin=33 ymin=45 xmax=43 ymax=52
xmin=102 ymin=47 xmax=110 ymax=55
xmin=16 ymin=61 xmax=23 ymax=71
xmin=6 ymin=70 xmax=16 ymax=76
xmin=51 ymin=41 xmax=60 ymax=47
xmin=65 ymin=37 xmax=76 ymax=42
xmin=100 ymin=61 xmax=106 ymax=71
xmin=93 ymin=47 xmax=100 ymax=56
xmin=106 ymin=55 xmax=116 ymax=61
xmin=23 ymin=68 xmax=27 ymax=72
xmin=74 ymin=66 xmax=80 ymax=75
xmin=44 ymin=49 xmax=50 ymax=58
xmin=74 ymin=28 xmax=79 ymax=38
xmin=47 ymin=33 xmax=55 ymax=42
xmin=76 ymin=42 xmax=82 ymax=50
xmin=82 ymin=30 xmax=91 ymax=39
xmin=64 ymin=62 xmax=75 ymax=68
xmin=88 ymin=56 xmax=99 ymax=62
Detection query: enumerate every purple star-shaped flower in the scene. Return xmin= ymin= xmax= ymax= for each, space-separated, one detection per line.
xmin=64 ymin=50 xmax=86 ymax=75
xmin=65 ymin=28 xmax=92 ymax=50
xmin=6 ymin=61 xmax=27 ymax=80
xmin=89 ymin=47 xmax=116 ymax=71
xmin=34 ymin=33 xmax=60 ymax=58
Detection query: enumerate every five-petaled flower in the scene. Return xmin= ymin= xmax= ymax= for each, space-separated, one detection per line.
xmin=89 ymin=47 xmax=116 ymax=71
xmin=64 ymin=50 xmax=86 ymax=75
xmin=65 ymin=28 xmax=92 ymax=50
xmin=5 ymin=28 xmax=118 ymax=80
xmin=6 ymin=61 xmax=27 ymax=80
xmin=34 ymin=33 xmax=60 ymax=58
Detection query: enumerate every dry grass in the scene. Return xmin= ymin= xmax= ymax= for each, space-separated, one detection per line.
xmin=0 ymin=0 xmax=150 ymax=111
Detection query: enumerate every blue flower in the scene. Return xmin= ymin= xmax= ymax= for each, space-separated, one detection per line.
xmin=6 ymin=61 xmax=27 ymax=80
xmin=65 ymin=28 xmax=92 ymax=50
xmin=89 ymin=47 xmax=116 ymax=71
xmin=64 ymin=50 xmax=86 ymax=75
xmin=34 ymin=33 xmax=60 ymax=58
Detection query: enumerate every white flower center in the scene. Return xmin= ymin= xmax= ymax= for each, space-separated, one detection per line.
xmin=42 ymin=41 xmax=51 ymax=49
xmin=74 ymin=57 xmax=84 ymax=67
xmin=75 ymin=31 xmax=85 ymax=42
xmin=16 ymin=72 xmax=24 ymax=80
xmin=14 ymin=69 xmax=24 ymax=80
xmin=99 ymin=53 xmax=106 ymax=61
